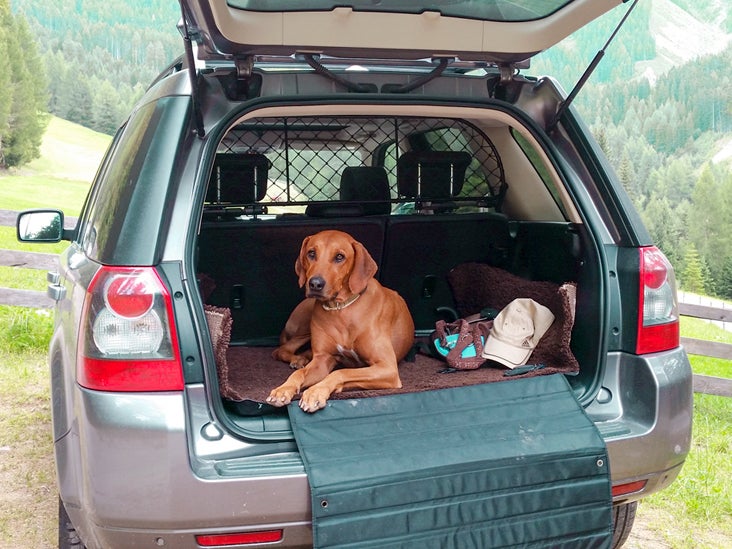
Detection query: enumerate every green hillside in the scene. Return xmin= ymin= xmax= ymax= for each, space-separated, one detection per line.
xmin=25 ymin=117 xmax=110 ymax=182
xmin=0 ymin=116 xmax=109 ymax=216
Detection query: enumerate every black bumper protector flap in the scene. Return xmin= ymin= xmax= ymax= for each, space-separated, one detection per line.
xmin=288 ymin=374 xmax=612 ymax=548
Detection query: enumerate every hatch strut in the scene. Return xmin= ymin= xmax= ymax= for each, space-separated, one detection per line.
xmin=178 ymin=1 xmax=205 ymax=137
xmin=548 ymin=0 xmax=640 ymax=132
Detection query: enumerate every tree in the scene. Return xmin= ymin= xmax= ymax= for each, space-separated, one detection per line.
xmin=64 ymin=76 xmax=94 ymax=128
xmin=617 ymin=152 xmax=637 ymax=204
xmin=93 ymin=79 xmax=123 ymax=134
xmin=717 ymin=259 xmax=732 ymax=300
xmin=0 ymin=0 xmax=48 ymax=168
xmin=14 ymin=0 xmax=183 ymax=136
xmin=681 ymin=245 xmax=706 ymax=294
xmin=641 ymin=195 xmax=690 ymax=270
xmin=0 ymin=8 xmax=11 ymax=156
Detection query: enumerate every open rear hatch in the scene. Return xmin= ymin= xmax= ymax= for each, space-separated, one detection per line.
xmin=180 ymin=0 xmax=626 ymax=63
xmin=188 ymin=3 xmax=624 ymax=537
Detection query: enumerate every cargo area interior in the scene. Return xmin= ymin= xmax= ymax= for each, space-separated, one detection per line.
xmin=195 ymin=112 xmax=602 ymax=414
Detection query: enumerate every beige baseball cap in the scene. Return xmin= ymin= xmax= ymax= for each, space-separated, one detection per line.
xmin=481 ymin=298 xmax=555 ymax=368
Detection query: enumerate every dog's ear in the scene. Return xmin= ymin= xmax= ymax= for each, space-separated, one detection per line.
xmin=348 ymin=240 xmax=377 ymax=294
xmin=295 ymin=236 xmax=311 ymax=288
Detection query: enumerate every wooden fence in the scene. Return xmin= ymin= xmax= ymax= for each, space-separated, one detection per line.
xmin=1 ymin=210 xmax=730 ymax=396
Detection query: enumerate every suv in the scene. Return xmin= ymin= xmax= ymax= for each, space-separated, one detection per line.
xmin=18 ymin=1 xmax=692 ymax=548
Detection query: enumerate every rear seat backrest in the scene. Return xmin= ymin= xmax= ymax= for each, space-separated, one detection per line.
xmin=199 ymin=152 xmax=513 ymax=342
xmin=382 ymin=211 xmax=514 ymax=334
xmin=199 ymin=217 xmax=387 ymax=345
xmin=387 ymin=150 xmax=515 ymax=332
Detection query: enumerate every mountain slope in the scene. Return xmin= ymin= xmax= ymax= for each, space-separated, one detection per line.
xmin=642 ymin=0 xmax=732 ymax=82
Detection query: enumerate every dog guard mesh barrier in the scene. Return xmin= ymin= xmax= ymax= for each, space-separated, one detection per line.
xmin=214 ymin=116 xmax=507 ymax=212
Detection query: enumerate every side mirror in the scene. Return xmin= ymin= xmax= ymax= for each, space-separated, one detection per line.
xmin=16 ymin=209 xmax=66 ymax=242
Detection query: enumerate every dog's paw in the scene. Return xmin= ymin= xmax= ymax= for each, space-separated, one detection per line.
xmin=299 ymin=386 xmax=331 ymax=413
xmin=289 ymin=355 xmax=310 ymax=370
xmin=266 ymin=385 xmax=297 ymax=407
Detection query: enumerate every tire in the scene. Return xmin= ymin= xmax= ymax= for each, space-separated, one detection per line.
xmin=611 ymin=501 xmax=638 ymax=548
xmin=59 ymin=497 xmax=86 ymax=549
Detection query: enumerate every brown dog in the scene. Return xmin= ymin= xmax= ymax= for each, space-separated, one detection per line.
xmin=268 ymin=230 xmax=415 ymax=412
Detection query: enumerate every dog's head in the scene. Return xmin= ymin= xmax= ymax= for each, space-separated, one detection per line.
xmin=295 ymin=230 xmax=377 ymax=300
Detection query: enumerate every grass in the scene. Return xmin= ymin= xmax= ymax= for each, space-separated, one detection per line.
xmin=23 ymin=117 xmax=110 ymax=180
xmin=682 ymin=316 xmax=732 ymax=378
xmin=633 ymin=315 xmax=732 ymax=548
xmin=0 ymin=118 xmax=105 ymax=546
xmin=0 ymin=266 xmax=47 ymax=292
xmin=0 ymin=175 xmax=90 ymax=216
xmin=0 ymin=307 xmax=55 ymax=548
xmin=0 ymin=226 xmax=69 ymax=254
xmin=639 ymin=389 xmax=732 ymax=548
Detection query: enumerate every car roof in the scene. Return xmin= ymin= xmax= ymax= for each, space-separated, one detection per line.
xmin=181 ymin=0 xmax=625 ymax=64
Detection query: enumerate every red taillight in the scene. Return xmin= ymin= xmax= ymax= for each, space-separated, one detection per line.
xmin=641 ymin=249 xmax=668 ymax=289
xmin=612 ymin=480 xmax=647 ymax=497
xmin=196 ymin=530 xmax=283 ymax=546
xmin=636 ymin=247 xmax=679 ymax=354
xmin=104 ymin=274 xmax=155 ymax=318
xmin=78 ymin=267 xmax=183 ymax=392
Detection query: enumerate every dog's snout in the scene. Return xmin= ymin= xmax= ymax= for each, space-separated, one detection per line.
xmin=308 ymin=276 xmax=326 ymax=293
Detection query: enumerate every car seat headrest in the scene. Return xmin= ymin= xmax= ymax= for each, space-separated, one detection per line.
xmin=207 ymin=153 xmax=269 ymax=204
xmin=396 ymin=151 xmax=471 ymax=200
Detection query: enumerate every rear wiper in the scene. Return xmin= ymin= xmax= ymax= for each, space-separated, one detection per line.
xmin=548 ymin=0 xmax=640 ymax=132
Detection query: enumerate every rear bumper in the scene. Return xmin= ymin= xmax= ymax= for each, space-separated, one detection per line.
xmin=588 ymin=348 xmax=693 ymax=502
xmin=57 ymin=387 xmax=313 ymax=549
xmin=59 ymin=347 xmax=692 ymax=547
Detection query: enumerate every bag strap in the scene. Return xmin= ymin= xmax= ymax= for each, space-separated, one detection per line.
xmin=445 ymin=319 xmax=492 ymax=370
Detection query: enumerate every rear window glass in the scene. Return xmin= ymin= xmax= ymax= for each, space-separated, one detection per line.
xmin=80 ymin=97 xmax=190 ymax=263
xmin=227 ymin=0 xmax=573 ymax=22
xmin=511 ymin=128 xmax=569 ymax=218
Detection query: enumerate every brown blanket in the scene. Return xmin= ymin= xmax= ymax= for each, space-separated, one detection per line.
xmin=212 ymin=264 xmax=580 ymax=405
xmin=219 ymin=343 xmax=578 ymax=403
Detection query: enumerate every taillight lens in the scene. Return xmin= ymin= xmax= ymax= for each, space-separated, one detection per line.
xmin=104 ymin=274 xmax=155 ymax=318
xmin=636 ymin=247 xmax=679 ymax=354
xmin=611 ymin=480 xmax=647 ymax=498
xmin=78 ymin=267 xmax=183 ymax=392
xmin=196 ymin=530 xmax=283 ymax=546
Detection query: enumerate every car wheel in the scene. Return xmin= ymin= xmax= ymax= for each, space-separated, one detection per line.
xmin=59 ymin=497 xmax=86 ymax=549
xmin=611 ymin=501 xmax=637 ymax=548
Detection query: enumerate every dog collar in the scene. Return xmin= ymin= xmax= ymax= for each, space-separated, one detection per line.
xmin=321 ymin=289 xmax=365 ymax=311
